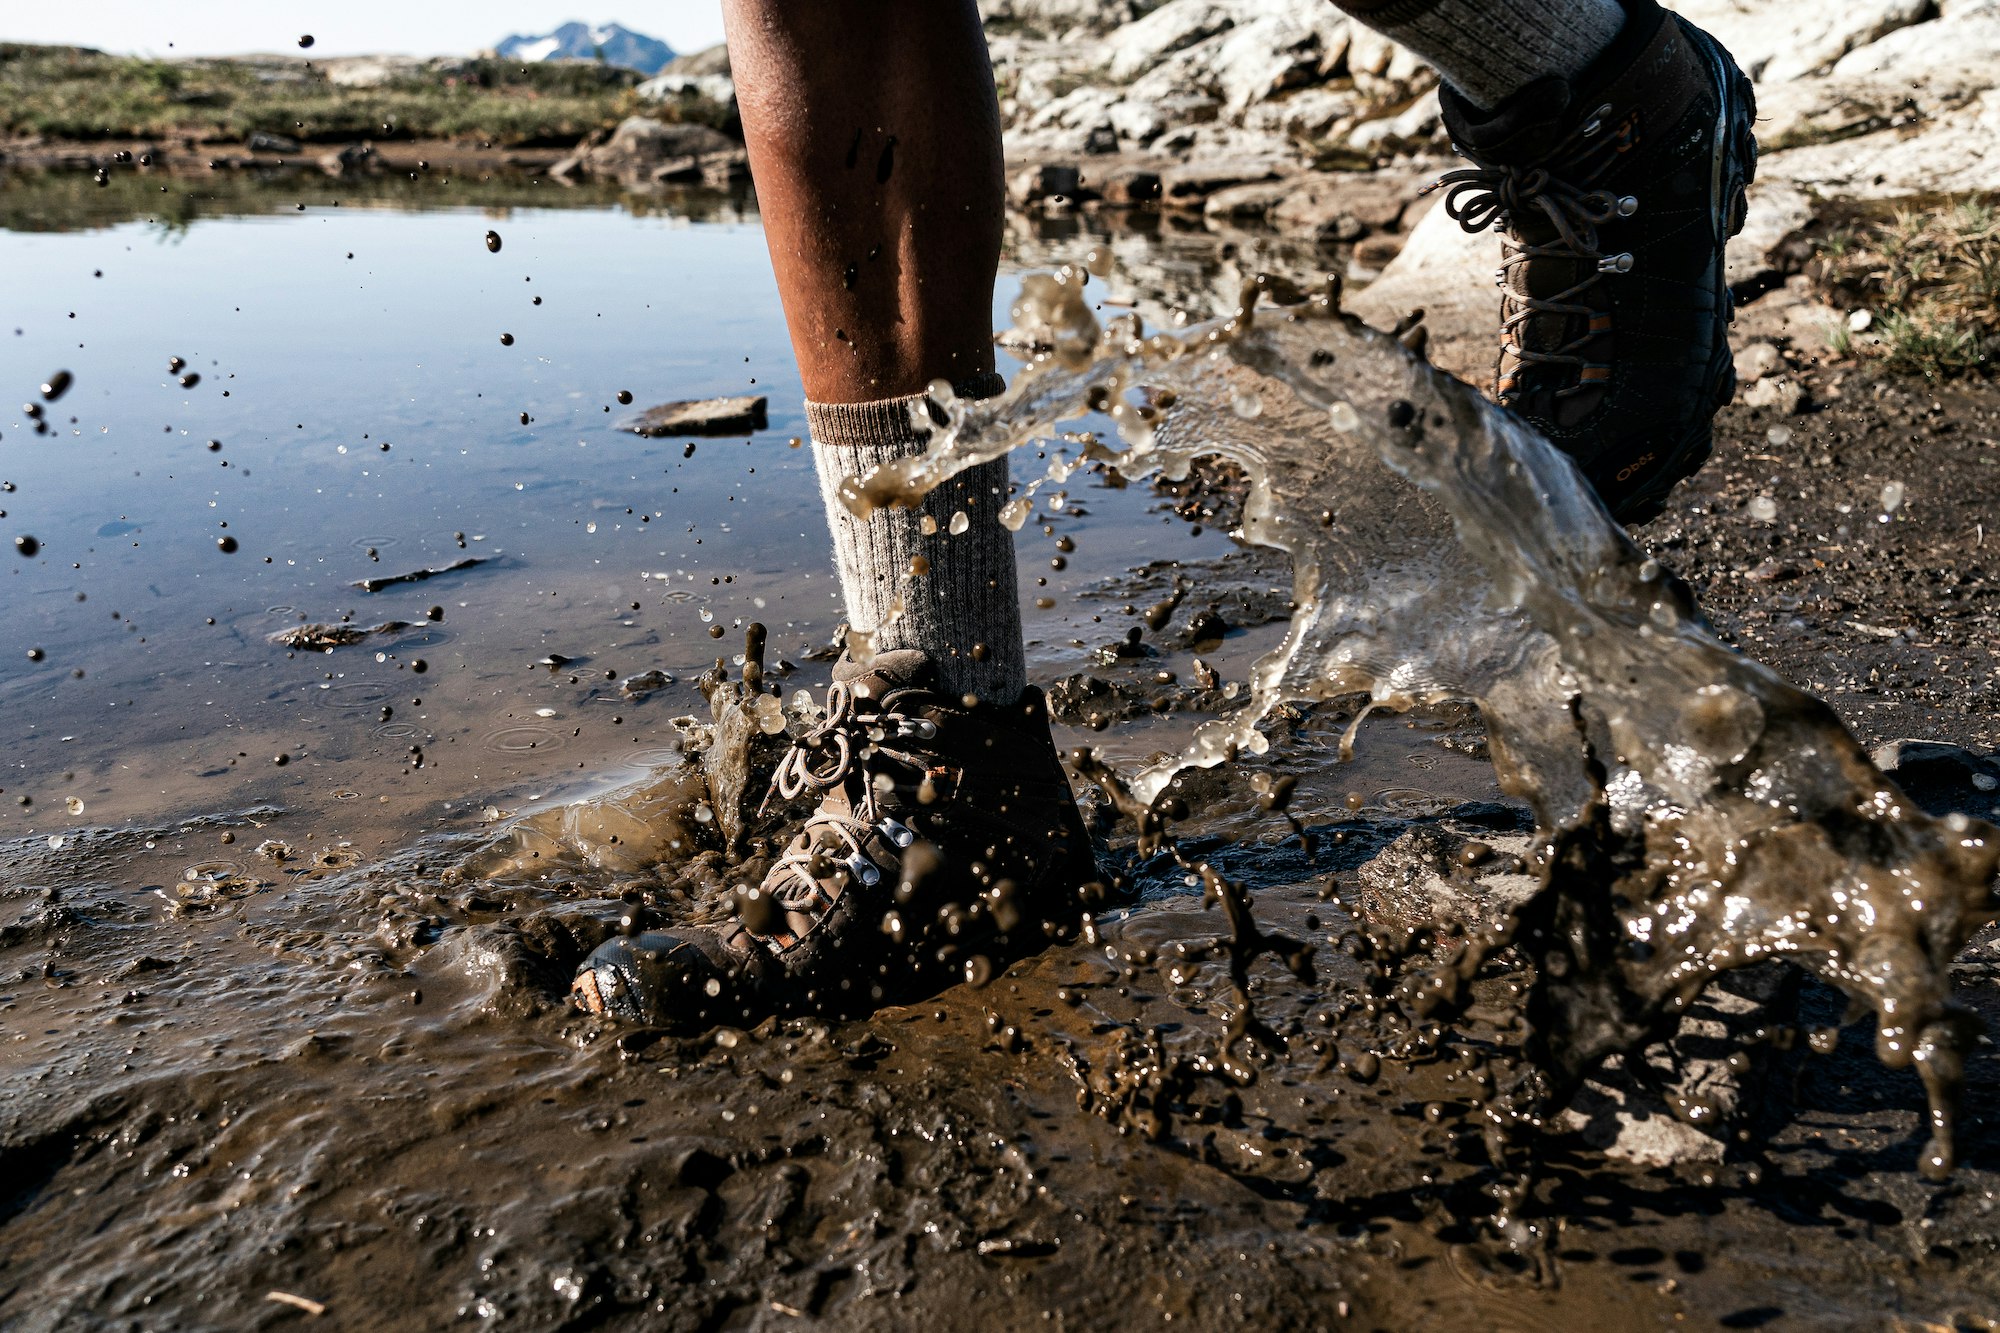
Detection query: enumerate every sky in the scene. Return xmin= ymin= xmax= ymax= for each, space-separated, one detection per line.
xmin=0 ymin=2 xmax=727 ymax=59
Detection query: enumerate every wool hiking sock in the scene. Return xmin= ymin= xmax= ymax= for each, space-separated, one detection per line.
xmin=1337 ymin=0 xmax=1626 ymax=109
xmin=805 ymin=373 xmax=1027 ymax=706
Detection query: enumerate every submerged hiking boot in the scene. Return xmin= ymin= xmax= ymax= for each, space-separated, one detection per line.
xmin=571 ymin=649 xmax=1099 ymax=1027
xmin=1432 ymin=0 xmax=1758 ymax=524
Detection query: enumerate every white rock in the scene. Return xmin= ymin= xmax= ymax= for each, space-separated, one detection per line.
xmin=1103 ymin=0 xmax=1240 ymax=80
xmin=1669 ymin=0 xmax=1934 ymax=83
xmin=1734 ymin=341 xmax=1784 ymax=381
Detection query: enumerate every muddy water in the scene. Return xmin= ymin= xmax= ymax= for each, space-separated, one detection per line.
xmin=6 ymin=181 xmax=2000 ymax=1331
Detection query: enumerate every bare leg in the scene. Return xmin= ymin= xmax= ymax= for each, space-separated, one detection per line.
xmin=722 ymin=0 xmax=1004 ymax=404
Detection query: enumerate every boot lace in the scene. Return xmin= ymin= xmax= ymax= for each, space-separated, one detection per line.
xmin=1424 ymin=105 xmax=1636 ymax=399
xmin=759 ymin=679 xmax=933 ymax=910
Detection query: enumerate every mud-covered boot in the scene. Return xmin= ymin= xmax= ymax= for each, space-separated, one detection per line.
xmin=1431 ymin=0 xmax=1758 ymax=524
xmin=571 ymin=649 xmax=1099 ymax=1027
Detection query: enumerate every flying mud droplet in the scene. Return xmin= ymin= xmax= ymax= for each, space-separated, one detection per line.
xmin=15 ymin=535 xmax=39 ymax=557
xmin=485 ymin=230 xmax=502 ymax=253
xmin=298 ymin=34 xmax=315 ymax=48
xmin=616 ymin=390 xmax=633 ymax=405
xmin=499 ymin=333 xmax=515 ymax=347
xmin=27 ymin=647 xmax=44 ymax=661
xmin=217 ymin=536 xmax=238 ymax=553
xmin=40 ymin=371 xmax=72 ymax=402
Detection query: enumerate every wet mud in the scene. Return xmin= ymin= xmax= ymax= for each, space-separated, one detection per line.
xmin=9 ymin=184 xmax=2000 ymax=1330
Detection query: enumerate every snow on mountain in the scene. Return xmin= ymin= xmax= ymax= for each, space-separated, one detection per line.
xmin=493 ymin=21 xmax=675 ymax=75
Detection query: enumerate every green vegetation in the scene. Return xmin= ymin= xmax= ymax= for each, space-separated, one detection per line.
xmin=0 ymin=43 xmax=730 ymax=146
xmin=1813 ymin=197 xmax=1999 ymax=380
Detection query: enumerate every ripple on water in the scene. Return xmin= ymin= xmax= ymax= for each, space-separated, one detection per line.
xmin=375 ymin=722 xmax=419 ymax=739
xmin=621 ymin=745 xmax=684 ymax=769
xmin=178 ymin=860 xmax=254 ymax=902
xmin=1368 ymin=787 xmax=1451 ymax=817
xmin=483 ymin=724 xmax=569 ymax=754
xmin=307 ymin=680 xmax=395 ymax=710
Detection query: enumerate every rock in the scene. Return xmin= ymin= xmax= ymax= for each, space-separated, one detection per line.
xmin=1346 ymin=90 xmax=1441 ymax=153
xmin=1670 ymin=0 xmax=1934 ymax=83
xmin=1103 ymin=0 xmax=1242 ymax=81
xmin=1266 ymin=167 xmax=1422 ymax=235
xmin=980 ymin=0 xmax=1159 ymax=35
xmin=317 ymin=143 xmax=378 ymax=177
xmin=584 ymin=116 xmax=741 ymax=185
xmin=1010 ymin=163 xmax=1083 ymax=205
xmin=1871 ymin=739 xmax=2000 ymax=818
xmin=1762 ymin=88 xmax=2000 ymax=197
xmin=1351 ymin=233 xmax=1406 ymax=270
xmin=1350 ymin=200 xmax=1495 ymax=383
xmin=1739 ymin=376 xmax=1806 ymax=414
xmin=637 ymin=43 xmax=736 ymax=107
xmin=620 ymin=395 xmax=768 ymax=438
xmin=1201 ymin=179 xmax=1292 ymax=221
xmin=1733 ymin=340 xmax=1784 ymax=381
xmin=1093 ymin=166 xmax=1162 ymax=206
xmin=1159 ymin=158 xmax=1283 ymax=209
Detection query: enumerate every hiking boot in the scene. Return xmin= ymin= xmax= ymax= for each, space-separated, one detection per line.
xmin=571 ymin=649 xmax=1099 ymax=1027
xmin=1432 ymin=0 xmax=1758 ymax=524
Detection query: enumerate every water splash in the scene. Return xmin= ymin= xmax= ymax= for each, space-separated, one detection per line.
xmin=836 ymin=266 xmax=2000 ymax=1176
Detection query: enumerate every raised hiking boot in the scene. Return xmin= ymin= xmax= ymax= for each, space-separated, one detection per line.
xmin=571 ymin=649 xmax=1100 ymax=1027
xmin=1431 ymin=0 xmax=1758 ymax=524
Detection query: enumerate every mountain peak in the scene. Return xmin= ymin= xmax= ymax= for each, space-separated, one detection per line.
xmin=493 ymin=21 xmax=675 ymax=75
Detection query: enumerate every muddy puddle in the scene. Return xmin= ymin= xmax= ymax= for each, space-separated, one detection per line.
xmin=7 ymin=177 xmax=2000 ymax=1330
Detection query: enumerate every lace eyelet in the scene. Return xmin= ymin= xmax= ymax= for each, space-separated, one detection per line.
xmin=1598 ymin=253 xmax=1635 ymax=274
xmin=1617 ymin=195 xmax=1639 ymax=217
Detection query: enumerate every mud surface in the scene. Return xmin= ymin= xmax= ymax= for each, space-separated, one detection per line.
xmin=7 ymin=180 xmax=2000 ymax=1331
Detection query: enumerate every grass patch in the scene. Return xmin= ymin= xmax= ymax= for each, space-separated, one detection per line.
xmin=0 ymin=43 xmax=730 ymax=147
xmin=1809 ymin=196 xmax=1999 ymax=379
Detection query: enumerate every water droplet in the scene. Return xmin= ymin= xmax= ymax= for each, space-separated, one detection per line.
xmin=1748 ymin=495 xmax=1777 ymax=522
xmin=65 ymin=797 xmax=83 ymax=816
xmin=1766 ymin=425 xmax=1792 ymax=448
xmin=1328 ymin=401 xmax=1360 ymax=433
xmin=1231 ymin=391 xmax=1264 ymax=420
xmin=948 ymin=511 xmax=970 ymax=536
xmin=1881 ymin=481 xmax=1906 ymax=514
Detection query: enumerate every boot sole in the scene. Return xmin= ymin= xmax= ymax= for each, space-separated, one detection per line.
xmin=1611 ymin=24 xmax=1758 ymax=527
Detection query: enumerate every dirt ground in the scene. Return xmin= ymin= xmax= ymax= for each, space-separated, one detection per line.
xmin=6 ymin=167 xmax=2000 ymax=1329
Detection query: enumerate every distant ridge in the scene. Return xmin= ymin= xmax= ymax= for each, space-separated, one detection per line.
xmin=493 ymin=21 xmax=674 ymax=75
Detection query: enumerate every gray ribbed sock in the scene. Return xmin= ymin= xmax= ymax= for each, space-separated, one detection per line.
xmin=806 ymin=373 xmax=1027 ymax=706
xmin=1340 ymin=0 xmax=1625 ymax=109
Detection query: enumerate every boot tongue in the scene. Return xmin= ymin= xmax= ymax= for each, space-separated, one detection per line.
xmin=832 ymin=648 xmax=935 ymax=692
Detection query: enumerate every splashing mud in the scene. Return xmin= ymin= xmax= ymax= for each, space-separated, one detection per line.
xmin=837 ymin=267 xmax=2000 ymax=1177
